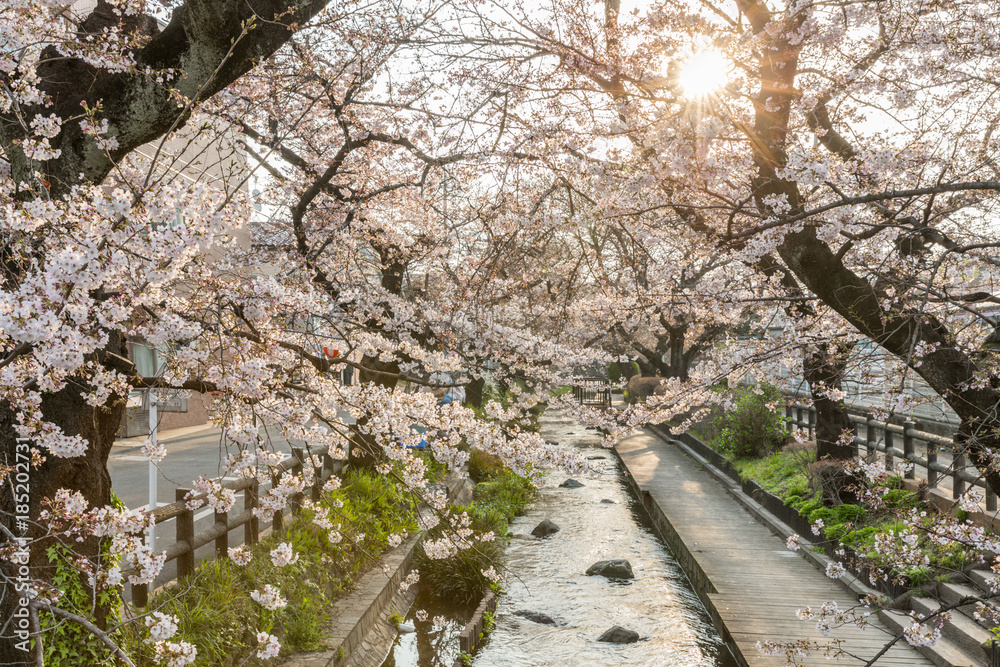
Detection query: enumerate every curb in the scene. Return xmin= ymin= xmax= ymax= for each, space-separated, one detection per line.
xmin=452 ymin=590 xmax=498 ymax=666
xmin=279 ymin=534 xmax=423 ymax=667
xmin=282 ymin=475 xmax=470 ymax=667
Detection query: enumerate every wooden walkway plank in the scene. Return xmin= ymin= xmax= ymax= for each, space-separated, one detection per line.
xmin=615 ymin=429 xmax=935 ymax=667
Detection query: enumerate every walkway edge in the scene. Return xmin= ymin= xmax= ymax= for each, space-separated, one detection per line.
xmin=643 ymin=426 xmax=989 ymax=667
xmin=612 ymin=426 xmax=889 ymax=667
xmin=279 ymin=533 xmax=422 ymax=667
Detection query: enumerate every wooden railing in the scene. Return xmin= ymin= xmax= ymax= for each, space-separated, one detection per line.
xmin=126 ymin=445 xmax=340 ymax=607
xmin=783 ymin=402 xmax=995 ymax=511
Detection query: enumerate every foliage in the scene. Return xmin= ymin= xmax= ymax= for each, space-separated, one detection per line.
xmin=473 ymin=472 xmax=535 ymax=523
xmin=126 ymin=470 xmax=417 ymax=665
xmin=714 ymin=385 xmax=788 ymax=458
xmin=41 ymin=492 xmax=125 ymax=664
xmin=622 ymin=361 xmax=641 ymax=381
xmin=702 ymin=426 xmax=983 ymax=591
xmin=417 ymin=471 xmax=533 ymax=605
xmin=468 ymin=449 xmax=507 ymax=483
xmin=40 ymin=542 xmax=121 ymax=665
xmin=607 ymin=362 xmax=622 ymax=383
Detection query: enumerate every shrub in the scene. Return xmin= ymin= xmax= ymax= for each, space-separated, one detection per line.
xmin=416 ymin=503 xmax=508 ymax=606
xmin=468 ymin=449 xmax=506 ymax=483
xmin=42 ymin=492 xmax=124 ymax=665
xmin=607 ymin=362 xmax=622 ymax=383
xmin=622 ymin=361 xmax=641 ymax=381
xmin=418 ymin=471 xmax=534 ymax=605
xmin=714 ymin=384 xmax=787 ymax=458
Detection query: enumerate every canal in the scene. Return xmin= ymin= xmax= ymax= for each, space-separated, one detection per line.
xmin=382 ymin=409 xmax=737 ymax=666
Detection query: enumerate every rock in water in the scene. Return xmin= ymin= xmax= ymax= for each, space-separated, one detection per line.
xmin=586 ymin=559 xmax=634 ymax=579
xmin=514 ymin=610 xmax=556 ymax=625
xmin=586 ymin=455 xmax=606 ymax=460
xmin=531 ymin=519 xmax=560 ymax=537
xmin=598 ymin=626 xmax=639 ymax=643
xmin=560 ymin=478 xmax=585 ymax=488
xmin=600 ymin=499 xmax=615 ymax=504
xmin=397 ymin=622 xmax=416 ymax=633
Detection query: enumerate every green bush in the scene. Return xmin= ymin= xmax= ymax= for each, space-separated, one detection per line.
xmin=41 ymin=492 xmax=125 ymax=664
xmin=607 ymin=362 xmax=622 ymax=383
xmin=468 ymin=449 xmax=506 ymax=483
xmin=416 ymin=505 xmax=508 ymax=606
xmin=714 ymin=384 xmax=787 ymax=458
xmin=418 ymin=471 xmax=534 ymax=605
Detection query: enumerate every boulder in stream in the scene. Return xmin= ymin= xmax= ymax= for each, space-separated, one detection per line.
xmin=559 ymin=478 xmax=585 ymax=488
xmin=600 ymin=499 xmax=615 ymax=504
xmin=514 ymin=610 xmax=557 ymax=625
xmin=598 ymin=626 xmax=639 ymax=643
xmin=586 ymin=455 xmax=607 ymax=460
xmin=586 ymin=559 xmax=634 ymax=579
xmin=530 ymin=519 xmax=560 ymax=537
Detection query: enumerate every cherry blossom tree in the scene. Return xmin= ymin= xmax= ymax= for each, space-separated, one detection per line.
xmin=0 ymin=1 xmax=616 ymax=662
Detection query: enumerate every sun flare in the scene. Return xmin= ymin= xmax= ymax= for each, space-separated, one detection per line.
xmin=676 ymin=49 xmax=729 ymax=98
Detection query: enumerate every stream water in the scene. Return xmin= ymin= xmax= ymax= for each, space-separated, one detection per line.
xmin=382 ymin=410 xmax=737 ymax=667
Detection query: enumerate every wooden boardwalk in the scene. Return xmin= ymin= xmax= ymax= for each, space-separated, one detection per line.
xmin=615 ymin=429 xmax=935 ymax=667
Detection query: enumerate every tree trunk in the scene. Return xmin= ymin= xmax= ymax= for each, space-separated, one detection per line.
xmin=348 ymin=355 xmax=401 ymax=470
xmin=802 ymin=344 xmax=854 ymax=461
xmin=465 ymin=376 xmax=485 ymax=408
xmin=0 ymin=332 xmax=131 ymax=665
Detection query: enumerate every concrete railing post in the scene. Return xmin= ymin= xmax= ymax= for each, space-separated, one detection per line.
xmin=865 ymin=413 xmax=876 ymax=458
xmin=953 ymin=433 xmax=966 ymax=499
xmin=927 ymin=440 xmax=938 ymax=488
xmin=245 ymin=480 xmax=259 ymax=546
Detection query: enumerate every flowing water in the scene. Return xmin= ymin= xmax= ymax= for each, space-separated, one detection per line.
xmin=383 ymin=410 xmax=737 ymax=667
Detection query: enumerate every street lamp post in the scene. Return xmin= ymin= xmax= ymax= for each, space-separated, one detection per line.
xmin=148 ymin=392 xmax=158 ymax=550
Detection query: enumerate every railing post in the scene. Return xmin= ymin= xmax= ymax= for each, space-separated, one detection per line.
xmin=796 ymin=406 xmax=804 ymax=433
xmin=291 ymin=447 xmax=306 ymax=514
xmin=271 ymin=470 xmax=284 ymax=535
xmin=311 ymin=454 xmax=323 ymax=503
xmin=865 ymin=413 xmax=876 ymax=458
xmin=988 ymin=484 xmax=997 ymax=513
xmin=786 ymin=405 xmax=794 ymax=435
xmin=903 ymin=420 xmax=915 ymax=480
xmin=214 ymin=507 xmax=229 ymax=558
xmin=851 ymin=421 xmax=860 ymax=457
xmin=807 ymin=406 xmax=815 ymax=441
xmin=884 ymin=428 xmax=895 ymax=470
xmin=176 ymin=487 xmax=194 ymax=579
xmin=245 ymin=480 xmax=259 ymax=546
xmin=927 ymin=440 xmax=938 ymax=488
xmin=953 ymin=433 xmax=967 ymax=499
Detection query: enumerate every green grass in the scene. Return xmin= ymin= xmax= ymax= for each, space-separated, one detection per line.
xmin=124 ymin=470 xmax=418 ymax=665
xmin=731 ymin=448 xmax=813 ymax=498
